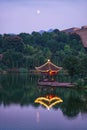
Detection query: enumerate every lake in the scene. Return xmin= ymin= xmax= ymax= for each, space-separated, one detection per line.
xmin=0 ymin=74 xmax=87 ymax=130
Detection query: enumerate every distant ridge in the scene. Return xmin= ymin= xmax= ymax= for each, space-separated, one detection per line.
xmin=61 ymin=27 xmax=80 ymax=33
xmin=62 ymin=26 xmax=87 ymax=48
xmin=39 ymin=30 xmax=45 ymax=34
xmin=39 ymin=29 xmax=54 ymax=34
xmin=39 ymin=26 xmax=87 ymax=48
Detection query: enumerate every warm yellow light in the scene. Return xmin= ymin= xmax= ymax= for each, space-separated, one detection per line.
xmin=48 ymin=59 xmax=50 ymax=62
xmin=34 ymin=95 xmax=63 ymax=110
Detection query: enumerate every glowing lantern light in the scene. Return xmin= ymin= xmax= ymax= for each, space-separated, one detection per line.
xmin=34 ymin=95 xmax=63 ymax=110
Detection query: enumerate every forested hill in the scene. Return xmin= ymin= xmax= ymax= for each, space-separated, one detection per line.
xmin=0 ymin=29 xmax=87 ymax=78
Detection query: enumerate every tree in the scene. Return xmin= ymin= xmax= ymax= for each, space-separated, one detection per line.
xmin=2 ymin=35 xmax=24 ymax=52
xmin=18 ymin=33 xmax=32 ymax=45
xmin=24 ymin=45 xmax=36 ymax=55
xmin=79 ymin=55 xmax=87 ymax=77
xmin=43 ymin=48 xmax=52 ymax=59
xmin=64 ymin=44 xmax=72 ymax=55
xmin=31 ymin=31 xmax=42 ymax=46
xmin=0 ymin=34 xmax=3 ymax=53
xmin=63 ymin=56 xmax=79 ymax=80
xmin=2 ymin=50 xmax=24 ymax=68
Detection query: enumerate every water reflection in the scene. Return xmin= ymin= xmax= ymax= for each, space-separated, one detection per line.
xmin=36 ymin=111 xmax=40 ymax=123
xmin=0 ymin=73 xmax=87 ymax=119
xmin=35 ymin=94 xmax=63 ymax=110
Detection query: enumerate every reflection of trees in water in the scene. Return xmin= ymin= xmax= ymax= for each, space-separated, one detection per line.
xmin=0 ymin=74 xmax=38 ymax=106
xmin=61 ymin=94 xmax=81 ymax=119
xmin=81 ymin=113 xmax=87 ymax=120
xmin=61 ymin=89 xmax=87 ymax=119
xmin=0 ymin=74 xmax=87 ymax=119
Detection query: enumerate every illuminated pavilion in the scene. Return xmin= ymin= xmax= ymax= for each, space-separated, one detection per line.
xmin=35 ymin=59 xmax=62 ymax=81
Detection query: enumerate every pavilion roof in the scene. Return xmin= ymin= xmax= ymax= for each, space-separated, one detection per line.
xmin=35 ymin=60 xmax=62 ymax=72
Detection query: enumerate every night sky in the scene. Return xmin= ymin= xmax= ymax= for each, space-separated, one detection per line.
xmin=0 ymin=0 xmax=87 ymax=34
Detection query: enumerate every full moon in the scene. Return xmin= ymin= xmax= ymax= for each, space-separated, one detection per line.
xmin=37 ymin=10 xmax=40 ymax=14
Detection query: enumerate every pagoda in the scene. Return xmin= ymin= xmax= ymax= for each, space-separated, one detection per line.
xmin=35 ymin=59 xmax=62 ymax=81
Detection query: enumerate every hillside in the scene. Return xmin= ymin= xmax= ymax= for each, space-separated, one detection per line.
xmin=62 ymin=26 xmax=87 ymax=48
xmin=0 ymin=28 xmax=87 ymax=82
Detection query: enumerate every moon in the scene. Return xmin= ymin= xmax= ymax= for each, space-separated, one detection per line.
xmin=37 ymin=10 xmax=40 ymax=14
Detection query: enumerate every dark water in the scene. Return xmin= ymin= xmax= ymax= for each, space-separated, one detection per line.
xmin=0 ymin=74 xmax=87 ymax=130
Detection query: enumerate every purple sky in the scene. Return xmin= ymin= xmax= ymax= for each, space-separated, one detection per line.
xmin=0 ymin=0 xmax=87 ymax=34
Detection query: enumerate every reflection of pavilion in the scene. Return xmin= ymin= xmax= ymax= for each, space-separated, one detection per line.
xmin=34 ymin=95 xmax=63 ymax=110
xmin=35 ymin=59 xmax=62 ymax=82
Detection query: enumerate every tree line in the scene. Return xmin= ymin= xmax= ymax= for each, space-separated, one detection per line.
xmin=0 ymin=29 xmax=87 ymax=80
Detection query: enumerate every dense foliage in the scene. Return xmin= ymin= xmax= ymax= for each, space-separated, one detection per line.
xmin=0 ymin=30 xmax=87 ymax=81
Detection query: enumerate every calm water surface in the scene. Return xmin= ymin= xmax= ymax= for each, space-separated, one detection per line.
xmin=0 ymin=74 xmax=87 ymax=130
